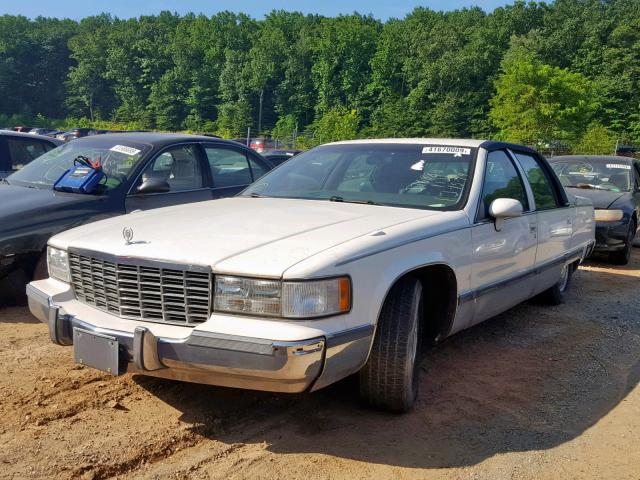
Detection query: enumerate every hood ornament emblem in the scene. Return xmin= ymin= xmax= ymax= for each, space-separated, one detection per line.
xmin=123 ymin=227 xmax=134 ymax=245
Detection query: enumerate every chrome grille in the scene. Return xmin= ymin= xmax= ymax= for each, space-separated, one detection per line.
xmin=69 ymin=253 xmax=212 ymax=325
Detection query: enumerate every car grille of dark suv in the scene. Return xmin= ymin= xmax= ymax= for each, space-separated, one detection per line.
xmin=69 ymin=253 xmax=212 ymax=325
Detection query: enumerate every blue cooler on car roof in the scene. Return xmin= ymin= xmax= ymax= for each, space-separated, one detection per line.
xmin=54 ymin=159 xmax=105 ymax=194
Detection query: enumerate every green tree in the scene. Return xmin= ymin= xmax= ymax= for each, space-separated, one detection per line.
xmin=312 ymin=15 xmax=381 ymax=115
xmin=310 ymin=107 xmax=360 ymax=144
xmin=66 ymin=15 xmax=116 ymax=120
xmin=573 ymin=122 xmax=618 ymax=155
xmin=216 ymin=50 xmax=253 ymax=136
xmin=272 ymin=114 xmax=296 ymax=144
xmin=489 ymin=43 xmax=598 ymax=145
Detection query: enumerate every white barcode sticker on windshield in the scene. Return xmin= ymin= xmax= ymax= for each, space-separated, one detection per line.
xmin=606 ymin=163 xmax=631 ymax=170
xmin=422 ymin=146 xmax=471 ymax=157
xmin=110 ymin=145 xmax=141 ymax=156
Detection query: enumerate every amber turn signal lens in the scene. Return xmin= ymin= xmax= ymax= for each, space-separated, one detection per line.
xmin=339 ymin=277 xmax=351 ymax=312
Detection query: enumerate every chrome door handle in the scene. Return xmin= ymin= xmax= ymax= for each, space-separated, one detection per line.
xmin=529 ymin=224 xmax=537 ymax=233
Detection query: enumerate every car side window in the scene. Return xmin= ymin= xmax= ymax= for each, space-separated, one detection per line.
xmin=513 ymin=152 xmax=559 ymax=210
xmin=139 ymin=145 xmax=203 ymax=192
xmin=479 ymin=150 xmax=529 ymax=221
xmin=634 ymin=162 xmax=640 ymax=190
xmin=248 ymin=156 xmax=268 ymax=180
xmin=7 ymin=138 xmax=52 ymax=169
xmin=205 ymin=147 xmax=253 ymax=188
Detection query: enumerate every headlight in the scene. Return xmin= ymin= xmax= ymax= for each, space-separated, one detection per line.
xmin=214 ymin=276 xmax=281 ymax=316
xmin=47 ymin=246 xmax=70 ymax=282
xmin=594 ymin=209 xmax=624 ymax=222
xmin=214 ymin=276 xmax=351 ymax=318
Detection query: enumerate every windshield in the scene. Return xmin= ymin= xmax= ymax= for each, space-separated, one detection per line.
xmin=551 ymin=159 xmax=632 ymax=192
xmin=7 ymin=139 xmax=149 ymax=192
xmin=242 ymin=144 xmax=476 ymax=210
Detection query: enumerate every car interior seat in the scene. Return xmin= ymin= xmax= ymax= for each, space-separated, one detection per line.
xmin=169 ymin=150 xmax=201 ymax=190
xmin=369 ymin=160 xmax=421 ymax=193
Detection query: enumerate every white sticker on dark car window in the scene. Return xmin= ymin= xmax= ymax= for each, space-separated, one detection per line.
xmin=110 ymin=145 xmax=141 ymax=156
xmin=411 ymin=160 xmax=425 ymax=171
xmin=422 ymin=146 xmax=471 ymax=157
xmin=606 ymin=163 xmax=631 ymax=170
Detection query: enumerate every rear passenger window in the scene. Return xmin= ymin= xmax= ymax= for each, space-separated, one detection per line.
xmin=479 ymin=150 xmax=529 ymax=220
xmin=513 ymin=152 xmax=559 ymax=209
xmin=7 ymin=138 xmax=52 ymax=169
xmin=205 ymin=147 xmax=252 ymax=188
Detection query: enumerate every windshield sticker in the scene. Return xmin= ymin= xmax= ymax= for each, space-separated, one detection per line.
xmin=411 ymin=160 xmax=425 ymax=171
xmin=422 ymin=146 xmax=471 ymax=157
xmin=606 ymin=163 xmax=631 ymax=170
xmin=110 ymin=145 xmax=141 ymax=156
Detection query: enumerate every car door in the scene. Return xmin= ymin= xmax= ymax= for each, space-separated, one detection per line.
xmin=202 ymin=144 xmax=269 ymax=199
xmin=511 ymin=150 xmax=572 ymax=295
xmin=470 ymin=149 xmax=537 ymax=326
xmin=125 ymin=143 xmax=212 ymax=212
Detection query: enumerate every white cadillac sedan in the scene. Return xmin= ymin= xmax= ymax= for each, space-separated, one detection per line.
xmin=27 ymin=139 xmax=595 ymax=412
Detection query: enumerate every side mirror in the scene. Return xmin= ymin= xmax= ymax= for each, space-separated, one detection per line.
xmin=136 ymin=177 xmax=170 ymax=195
xmin=489 ymin=198 xmax=523 ymax=231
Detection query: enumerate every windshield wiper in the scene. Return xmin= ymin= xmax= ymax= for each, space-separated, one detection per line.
xmin=568 ymin=183 xmax=616 ymax=192
xmin=328 ymin=195 xmax=381 ymax=205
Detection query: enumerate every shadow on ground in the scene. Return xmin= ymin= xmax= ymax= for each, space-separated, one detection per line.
xmin=134 ymin=252 xmax=640 ymax=469
xmin=0 ymin=305 xmax=40 ymax=323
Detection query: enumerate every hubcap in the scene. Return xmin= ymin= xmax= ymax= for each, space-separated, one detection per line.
xmin=558 ymin=264 xmax=569 ymax=292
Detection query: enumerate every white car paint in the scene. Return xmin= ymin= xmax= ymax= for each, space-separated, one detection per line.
xmin=28 ymin=138 xmax=596 ymax=394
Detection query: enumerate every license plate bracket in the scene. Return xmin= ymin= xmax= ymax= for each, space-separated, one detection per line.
xmin=73 ymin=328 xmax=120 ymax=375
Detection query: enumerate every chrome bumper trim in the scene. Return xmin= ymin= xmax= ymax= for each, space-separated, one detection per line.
xmin=26 ymin=284 xmax=327 ymax=393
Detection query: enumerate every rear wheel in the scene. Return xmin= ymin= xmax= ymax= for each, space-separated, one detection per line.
xmin=609 ymin=219 xmax=636 ymax=265
xmin=359 ymin=277 xmax=423 ymax=412
xmin=539 ymin=262 xmax=573 ymax=305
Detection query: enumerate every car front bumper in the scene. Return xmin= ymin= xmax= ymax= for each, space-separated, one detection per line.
xmin=594 ymin=220 xmax=630 ymax=252
xmin=27 ymin=279 xmax=374 ymax=394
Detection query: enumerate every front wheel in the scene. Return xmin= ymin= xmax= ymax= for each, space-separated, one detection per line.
xmin=609 ymin=219 xmax=636 ymax=265
xmin=359 ymin=277 xmax=423 ymax=412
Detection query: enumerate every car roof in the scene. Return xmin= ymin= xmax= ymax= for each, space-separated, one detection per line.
xmin=71 ymin=132 xmax=246 ymax=149
xmin=0 ymin=130 xmax=63 ymax=144
xmin=328 ymin=138 xmax=488 ymax=147
xmin=550 ymin=155 xmax=634 ymax=163
xmin=325 ymin=138 xmax=539 ymax=152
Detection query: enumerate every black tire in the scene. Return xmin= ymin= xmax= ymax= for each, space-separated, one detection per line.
xmin=0 ymin=268 xmax=29 ymax=306
xmin=33 ymin=251 xmax=48 ymax=280
xmin=609 ymin=219 xmax=636 ymax=265
xmin=359 ymin=277 xmax=423 ymax=413
xmin=539 ymin=262 xmax=573 ymax=306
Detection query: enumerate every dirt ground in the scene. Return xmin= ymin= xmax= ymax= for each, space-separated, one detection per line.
xmin=1 ymin=251 xmax=639 ymax=480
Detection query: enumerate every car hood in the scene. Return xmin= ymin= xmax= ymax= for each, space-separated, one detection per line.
xmin=50 ymin=197 xmax=443 ymax=278
xmin=565 ymin=187 xmax=625 ymax=209
xmin=0 ymin=184 xmax=111 ymax=251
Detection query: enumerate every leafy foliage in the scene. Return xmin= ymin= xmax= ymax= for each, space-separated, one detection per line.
xmin=489 ymin=44 xmax=598 ymax=145
xmin=0 ymin=1 xmax=638 ymax=151
xmin=574 ymin=122 xmax=618 ymax=155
